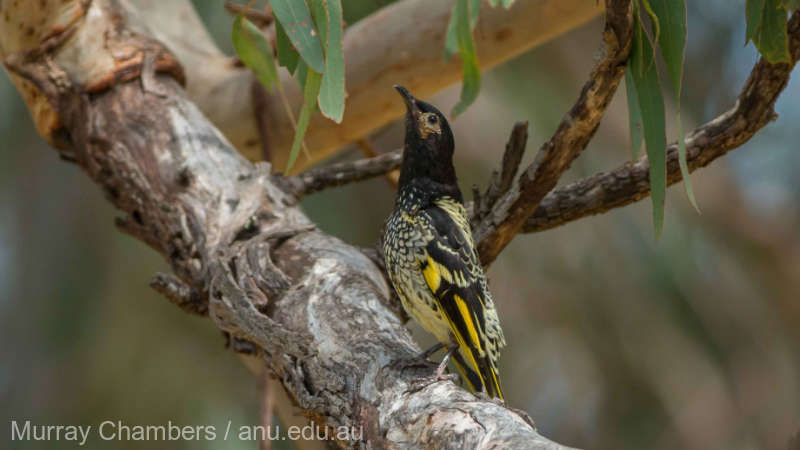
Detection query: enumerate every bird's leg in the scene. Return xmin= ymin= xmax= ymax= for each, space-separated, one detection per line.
xmin=434 ymin=344 xmax=459 ymax=380
xmin=389 ymin=342 xmax=445 ymax=372
xmin=405 ymin=341 xmax=460 ymax=394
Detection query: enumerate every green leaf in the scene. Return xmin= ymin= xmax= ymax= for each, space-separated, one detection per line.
xmin=451 ymin=0 xmax=481 ymax=117
xmin=232 ymin=15 xmax=281 ymax=93
xmin=649 ymin=0 xmax=697 ymax=211
xmin=275 ymin=19 xmax=300 ymax=74
xmin=310 ymin=0 xmax=328 ymax=49
xmin=296 ymin=60 xmax=308 ymax=88
xmin=649 ymin=0 xmax=685 ymax=96
xmin=630 ymin=9 xmax=667 ymax=237
xmin=318 ymin=0 xmax=346 ymax=123
xmin=501 ymin=0 xmax=514 ymax=7
xmin=286 ymin=69 xmax=323 ymax=174
xmin=754 ymin=0 xmax=791 ymax=63
xmin=746 ymin=0 xmax=766 ymax=43
xmin=444 ymin=0 xmax=480 ymax=61
xmin=270 ymin=0 xmax=326 ymax=73
xmin=675 ymin=115 xmax=697 ymax=211
xmin=625 ymin=69 xmax=644 ymax=159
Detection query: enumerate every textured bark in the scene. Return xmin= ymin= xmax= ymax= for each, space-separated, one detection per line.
xmin=473 ymin=0 xmax=635 ymax=266
xmin=0 ymin=0 xmax=572 ymax=448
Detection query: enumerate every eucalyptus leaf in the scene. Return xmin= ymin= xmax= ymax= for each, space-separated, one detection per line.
xmin=318 ymin=0 xmax=346 ymax=123
xmin=625 ymin=70 xmax=644 ymax=159
xmin=286 ymin=69 xmax=323 ymax=174
xmin=270 ymin=0 xmax=326 ymax=73
xmin=629 ymin=8 xmax=667 ymax=237
xmin=232 ymin=15 xmax=281 ymax=93
xmin=275 ymin=19 xmax=300 ymax=74
xmin=754 ymin=0 xmax=791 ymax=63
xmin=451 ymin=0 xmax=481 ymax=117
xmin=649 ymin=0 xmax=698 ymax=210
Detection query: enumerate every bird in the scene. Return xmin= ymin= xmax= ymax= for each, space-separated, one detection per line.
xmin=382 ymin=85 xmax=506 ymax=399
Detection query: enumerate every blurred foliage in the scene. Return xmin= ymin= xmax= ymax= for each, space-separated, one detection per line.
xmin=1 ymin=1 xmax=799 ymax=449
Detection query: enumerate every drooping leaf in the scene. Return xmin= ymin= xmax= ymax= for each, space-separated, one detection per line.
xmin=753 ymin=0 xmax=791 ymax=63
xmin=649 ymin=0 xmax=685 ymax=95
xmin=648 ymin=0 xmax=697 ymax=211
xmin=444 ymin=0 xmax=480 ymax=60
xmin=625 ymin=69 xmax=644 ymax=159
xmin=629 ymin=8 xmax=667 ymax=237
xmin=296 ymin=59 xmax=308 ymax=88
xmin=318 ymin=0 xmax=346 ymax=123
xmin=286 ymin=69 xmax=323 ymax=174
xmin=275 ymin=19 xmax=300 ymax=74
xmin=638 ymin=0 xmax=661 ymax=51
xmin=310 ymin=0 xmax=328 ymax=48
xmin=451 ymin=0 xmax=481 ymax=117
xmin=746 ymin=0 xmax=766 ymax=43
xmin=232 ymin=15 xmax=281 ymax=93
xmin=270 ymin=0 xmax=326 ymax=73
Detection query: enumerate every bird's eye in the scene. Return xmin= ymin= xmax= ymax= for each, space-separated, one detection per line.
xmin=427 ymin=115 xmax=438 ymax=125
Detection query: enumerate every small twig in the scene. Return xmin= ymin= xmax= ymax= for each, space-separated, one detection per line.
xmin=150 ymin=272 xmax=208 ymax=316
xmin=225 ymin=1 xmax=274 ymax=27
xmin=470 ymin=122 xmax=528 ymax=229
xmin=284 ymin=149 xmax=402 ymax=197
xmin=523 ymin=11 xmax=800 ymax=233
xmin=357 ymin=138 xmax=400 ymax=188
xmin=474 ymin=0 xmax=634 ymax=267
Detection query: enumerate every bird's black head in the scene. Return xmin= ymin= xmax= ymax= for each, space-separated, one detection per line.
xmin=394 ymin=85 xmax=459 ymax=196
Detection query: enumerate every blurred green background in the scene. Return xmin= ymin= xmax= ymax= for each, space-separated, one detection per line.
xmin=2 ymin=1 xmax=799 ymax=449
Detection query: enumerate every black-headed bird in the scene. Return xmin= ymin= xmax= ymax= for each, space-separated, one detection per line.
xmin=382 ymin=85 xmax=506 ymax=399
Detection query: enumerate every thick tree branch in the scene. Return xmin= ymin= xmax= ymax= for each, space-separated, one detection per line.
xmin=474 ymin=0 xmax=634 ymax=266
xmin=0 ymin=1 xmax=571 ymax=447
xmin=523 ymin=11 xmax=800 ymax=233
xmin=118 ymin=0 xmax=603 ymax=170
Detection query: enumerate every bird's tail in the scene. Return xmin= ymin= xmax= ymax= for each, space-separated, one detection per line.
xmin=452 ymin=351 xmax=504 ymax=400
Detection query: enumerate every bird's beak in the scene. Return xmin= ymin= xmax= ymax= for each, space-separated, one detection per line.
xmin=394 ymin=85 xmax=420 ymax=117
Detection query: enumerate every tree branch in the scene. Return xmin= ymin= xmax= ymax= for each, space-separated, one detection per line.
xmin=0 ymin=1 xmax=572 ymax=447
xmin=119 ymin=0 xmax=603 ymax=170
xmin=284 ymin=150 xmax=402 ymax=197
xmin=474 ymin=0 xmax=634 ymax=266
xmin=471 ymin=121 xmax=529 ymax=229
xmin=523 ymin=11 xmax=800 ymax=233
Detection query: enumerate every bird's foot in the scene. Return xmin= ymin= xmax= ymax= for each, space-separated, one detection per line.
xmin=388 ymin=343 xmax=446 ymax=372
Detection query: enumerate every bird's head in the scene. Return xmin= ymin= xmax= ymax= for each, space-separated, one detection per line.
xmin=394 ymin=85 xmax=457 ymax=190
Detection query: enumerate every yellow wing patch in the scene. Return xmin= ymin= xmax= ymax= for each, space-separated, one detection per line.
xmin=454 ymin=294 xmax=482 ymax=354
xmin=422 ymin=256 xmax=441 ymax=292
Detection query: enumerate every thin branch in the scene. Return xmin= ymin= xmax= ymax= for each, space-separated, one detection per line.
xmin=471 ymin=121 xmax=529 ymax=229
xmin=474 ymin=0 xmax=635 ymax=267
xmin=285 ymin=149 xmax=402 ymax=197
xmin=524 ymin=11 xmax=800 ymax=233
